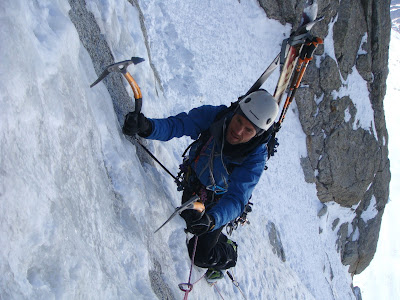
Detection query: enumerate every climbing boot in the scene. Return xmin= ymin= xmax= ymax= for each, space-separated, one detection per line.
xmin=205 ymin=268 xmax=224 ymax=284
xmin=227 ymin=239 xmax=238 ymax=253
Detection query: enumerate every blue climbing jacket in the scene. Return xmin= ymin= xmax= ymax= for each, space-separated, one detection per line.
xmin=146 ymin=104 xmax=269 ymax=230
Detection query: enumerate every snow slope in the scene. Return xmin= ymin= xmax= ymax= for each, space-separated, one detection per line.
xmin=1 ymin=0 xmax=358 ymax=299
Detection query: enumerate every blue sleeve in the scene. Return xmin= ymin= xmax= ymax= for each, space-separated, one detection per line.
xmin=146 ymin=105 xmax=227 ymax=141
xmin=207 ymin=146 xmax=268 ymax=230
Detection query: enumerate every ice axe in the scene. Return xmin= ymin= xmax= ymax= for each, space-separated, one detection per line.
xmin=90 ymin=56 xmax=184 ymax=187
xmin=154 ymin=196 xmax=205 ymax=233
xmin=90 ymin=57 xmax=145 ymax=113
xmin=90 ymin=57 xmax=187 ymax=198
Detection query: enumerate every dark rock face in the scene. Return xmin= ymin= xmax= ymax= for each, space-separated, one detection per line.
xmin=333 ymin=0 xmax=367 ymax=79
xmin=266 ymin=221 xmax=286 ymax=262
xmin=258 ymin=0 xmax=391 ymax=275
xmin=68 ymin=0 xmax=134 ymax=125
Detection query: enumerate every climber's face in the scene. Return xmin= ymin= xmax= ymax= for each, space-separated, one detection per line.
xmin=226 ymin=114 xmax=257 ymax=145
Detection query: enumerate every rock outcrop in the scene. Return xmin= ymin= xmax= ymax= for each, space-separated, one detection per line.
xmin=258 ymin=0 xmax=391 ymax=275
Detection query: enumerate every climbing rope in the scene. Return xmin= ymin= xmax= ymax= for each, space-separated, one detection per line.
xmin=178 ymin=236 xmax=199 ymax=300
xmin=213 ymin=283 xmax=225 ymax=300
xmin=227 ymin=270 xmax=247 ymax=300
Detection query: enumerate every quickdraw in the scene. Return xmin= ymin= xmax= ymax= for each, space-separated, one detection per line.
xmin=226 ymin=202 xmax=253 ymax=236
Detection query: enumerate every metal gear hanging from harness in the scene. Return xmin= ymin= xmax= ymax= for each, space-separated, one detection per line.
xmin=226 ymin=201 xmax=253 ymax=236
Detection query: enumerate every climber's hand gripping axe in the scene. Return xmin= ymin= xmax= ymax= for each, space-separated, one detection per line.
xmin=90 ymin=57 xmax=145 ymax=113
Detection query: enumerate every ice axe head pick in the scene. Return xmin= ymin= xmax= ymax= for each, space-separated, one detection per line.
xmin=106 ymin=57 xmax=145 ymax=74
xmin=90 ymin=57 xmax=145 ymax=113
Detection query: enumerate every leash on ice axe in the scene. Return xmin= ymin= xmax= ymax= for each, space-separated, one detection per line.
xmin=90 ymin=57 xmax=181 ymax=182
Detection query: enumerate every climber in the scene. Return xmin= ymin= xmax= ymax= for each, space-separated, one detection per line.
xmin=122 ymin=89 xmax=279 ymax=283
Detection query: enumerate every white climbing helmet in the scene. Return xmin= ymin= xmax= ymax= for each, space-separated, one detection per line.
xmin=238 ymin=90 xmax=279 ymax=131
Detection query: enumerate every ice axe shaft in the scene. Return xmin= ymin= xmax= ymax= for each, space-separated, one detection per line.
xmin=90 ymin=57 xmax=145 ymax=113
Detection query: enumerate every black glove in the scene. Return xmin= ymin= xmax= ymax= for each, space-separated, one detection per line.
xmin=122 ymin=112 xmax=152 ymax=137
xmin=186 ymin=213 xmax=215 ymax=236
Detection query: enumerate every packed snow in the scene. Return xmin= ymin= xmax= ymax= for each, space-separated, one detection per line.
xmin=2 ymin=0 xmax=394 ymax=299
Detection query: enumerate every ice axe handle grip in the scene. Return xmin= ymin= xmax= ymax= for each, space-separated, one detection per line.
xmin=135 ymin=97 xmax=142 ymax=114
xmin=123 ymin=72 xmax=142 ymax=113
